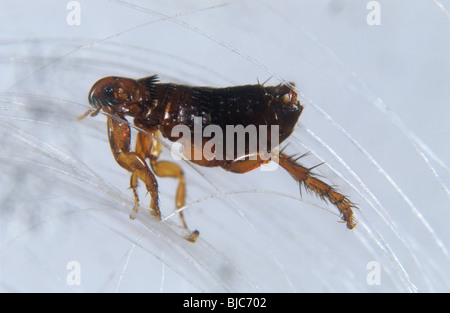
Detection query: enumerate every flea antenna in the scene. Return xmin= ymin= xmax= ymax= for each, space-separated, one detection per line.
xmin=76 ymin=107 xmax=101 ymax=121
xmin=77 ymin=109 xmax=92 ymax=121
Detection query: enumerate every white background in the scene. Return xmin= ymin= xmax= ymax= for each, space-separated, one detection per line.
xmin=0 ymin=0 xmax=449 ymax=292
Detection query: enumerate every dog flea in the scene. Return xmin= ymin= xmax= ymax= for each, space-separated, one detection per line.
xmin=78 ymin=75 xmax=357 ymax=242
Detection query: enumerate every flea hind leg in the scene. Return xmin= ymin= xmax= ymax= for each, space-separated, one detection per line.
xmin=277 ymin=152 xmax=357 ymax=229
xmin=220 ymin=152 xmax=356 ymax=228
xmin=221 ymin=155 xmax=270 ymax=173
xmin=136 ymin=131 xmax=199 ymax=243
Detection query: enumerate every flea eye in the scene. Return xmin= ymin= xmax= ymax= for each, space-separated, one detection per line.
xmin=283 ymin=93 xmax=291 ymax=103
xmin=104 ymin=87 xmax=113 ymax=94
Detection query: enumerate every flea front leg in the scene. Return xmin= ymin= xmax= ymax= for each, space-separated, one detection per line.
xmin=107 ymin=116 xmax=160 ymax=219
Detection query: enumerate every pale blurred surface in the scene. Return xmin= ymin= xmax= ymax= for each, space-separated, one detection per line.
xmin=0 ymin=0 xmax=449 ymax=292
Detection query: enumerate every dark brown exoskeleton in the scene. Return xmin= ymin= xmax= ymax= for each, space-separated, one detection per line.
xmin=78 ymin=75 xmax=357 ymax=242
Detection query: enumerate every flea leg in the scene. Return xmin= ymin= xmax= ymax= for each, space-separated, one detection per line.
xmin=129 ymin=172 xmax=139 ymax=219
xmin=107 ymin=116 xmax=160 ymax=219
xmin=136 ymin=131 xmax=199 ymax=243
xmin=221 ymin=154 xmax=270 ymax=173
xmin=277 ymin=152 xmax=357 ymax=229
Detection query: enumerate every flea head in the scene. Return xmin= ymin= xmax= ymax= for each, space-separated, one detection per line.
xmin=88 ymin=76 xmax=141 ymax=111
xmin=86 ymin=75 xmax=159 ymax=119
